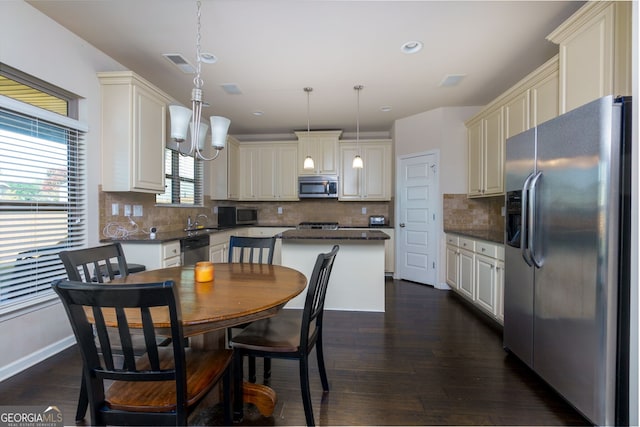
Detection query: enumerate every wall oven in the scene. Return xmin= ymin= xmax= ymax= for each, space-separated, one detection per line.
xmin=298 ymin=175 xmax=338 ymax=199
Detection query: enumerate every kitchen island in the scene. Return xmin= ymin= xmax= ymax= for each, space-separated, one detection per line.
xmin=279 ymin=229 xmax=389 ymax=312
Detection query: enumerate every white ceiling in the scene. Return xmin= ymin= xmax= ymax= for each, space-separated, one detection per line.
xmin=26 ymin=0 xmax=584 ymax=139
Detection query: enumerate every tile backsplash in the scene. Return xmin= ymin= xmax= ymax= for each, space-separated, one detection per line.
xmin=99 ymin=187 xmax=393 ymax=239
xmin=442 ymin=194 xmax=504 ymax=233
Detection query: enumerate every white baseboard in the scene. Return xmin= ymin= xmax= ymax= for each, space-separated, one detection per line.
xmin=0 ymin=335 xmax=76 ymax=382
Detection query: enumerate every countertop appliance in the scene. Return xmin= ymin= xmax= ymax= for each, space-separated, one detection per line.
xmin=298 ymin=175 xmax=338 ymax=198
xmin=180 ymin=234 xmax=210 ymax=266
xmin=217 ymin=206 xmax=257 ymax=227
xmin=297 ymin=222 xmax=339 ymax=230
xmin=503 ymin=96 xmax=631 ymax=426
xmin=368 ymin=215 xmax=386 ymax=227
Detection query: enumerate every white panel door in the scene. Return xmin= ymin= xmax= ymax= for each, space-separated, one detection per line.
xmin=397 ymin=152 xmax=438 ymax=285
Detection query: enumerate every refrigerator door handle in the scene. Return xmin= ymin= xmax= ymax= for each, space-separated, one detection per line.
xmin=520 ymin=173 xmax=535 ymax=266
xmin=528 ymin=171 xmax=544 ymax=268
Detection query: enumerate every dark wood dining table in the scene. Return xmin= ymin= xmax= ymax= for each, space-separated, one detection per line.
xmin=107 ymin=262 xmax=307 ymax=417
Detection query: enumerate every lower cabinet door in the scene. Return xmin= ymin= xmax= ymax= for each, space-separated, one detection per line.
xmin=445 ymin=245 xmax=459 ymax=289
xmin=475 ymin=254 xmax=496 ymax=315
xmin=458 ymin=249 xmax=474 ymax=300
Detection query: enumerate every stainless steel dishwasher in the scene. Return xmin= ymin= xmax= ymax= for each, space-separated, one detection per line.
xmin=180 ymin=234 xmax=210 ymax=265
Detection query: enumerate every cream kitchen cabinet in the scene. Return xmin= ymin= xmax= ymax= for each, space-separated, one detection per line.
xmin=208 ymin=229 xmax=236 ymax=263
xmin=239 ymin=142 xmax=298 ymax=201
xmin=339 ymin=140 xmax=392 ymax=201
xmin=210 ymin=136 xmax=239 ymax=200
xmin=98 ymin=71 xmax=171 ymax=193
xmin=445 ymin=233 xmax=504 ymax=325
xmin=467 ymin=55 xmax=558 ymax=198
xmin=547 ymin=1 xmax=631 ymax=114
xmin=467 ymin=107 xmax=504 ymax=197
xmin=120 ymin=240 xmax=181 ymax=271
xmin=296 ymin=130 xmax=341 ymax=176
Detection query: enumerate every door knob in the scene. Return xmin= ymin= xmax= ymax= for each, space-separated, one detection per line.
xmin=399 ymin=223 xmax=406 ymax=227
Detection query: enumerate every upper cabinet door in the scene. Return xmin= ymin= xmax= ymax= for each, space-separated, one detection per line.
xmin=296 ymin=130 xmax=341 ymax=176
xmin=483 ymin=108 xmax=504 ymax=196
xmin=98 ymin=71 xmax=169 ymax=193
xmin=467 ymin=119 xmax=484 ymax=197
xmin=547 ymin=1 xmax=631 ymax=113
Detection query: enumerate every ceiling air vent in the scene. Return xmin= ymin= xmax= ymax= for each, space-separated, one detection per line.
xmin=162 ymin=54 xmax=196 ymax=74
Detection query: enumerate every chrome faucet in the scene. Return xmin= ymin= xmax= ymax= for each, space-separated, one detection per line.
xmin=186 ymin=216 xmax=193 ymax=229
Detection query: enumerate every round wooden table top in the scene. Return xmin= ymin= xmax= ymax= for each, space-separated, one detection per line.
xmin=108 ymin=263 xmax=307 ymax=336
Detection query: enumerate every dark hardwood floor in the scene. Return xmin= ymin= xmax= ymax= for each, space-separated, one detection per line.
xmin=0 ymin=279 xmax=589 ymax=426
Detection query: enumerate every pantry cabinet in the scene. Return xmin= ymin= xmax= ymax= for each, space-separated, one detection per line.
xmin=239 ymin=142 xmax=298 ymax=201
xmin=98 ymin=71 xmax=171 ymax=193
xmin=296 ymin=130 xmax=341 ymax=176
xmin=547 ymin=1 xmax=631 ymax=114
xmin=339 ymin=140 xmax=392 ymax=201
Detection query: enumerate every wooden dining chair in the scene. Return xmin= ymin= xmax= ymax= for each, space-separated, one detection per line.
xmin=52 ymin=279 xmax=233 ymax=427
xmin=227 ymin=235 xmax=277 ymax=382
xmin=59 ymin=242 xmax=130 ymax=283
xmin=58 ymin=243 xmax=156 ymax=422
xmin=231 ymin=245 xmax=339 ymax=426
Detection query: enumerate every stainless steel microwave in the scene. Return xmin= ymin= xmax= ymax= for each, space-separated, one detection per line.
xmin=298 ymin=175 xmax=338 ymax=198
xmin=217 ymin=206 xmax=258 ymax=227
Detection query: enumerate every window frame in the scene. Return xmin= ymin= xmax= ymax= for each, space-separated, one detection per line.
xmin=156 ymin=147 xmax=204 ymax=207
xmin=0 ymin=71 xmax=87 ymax=315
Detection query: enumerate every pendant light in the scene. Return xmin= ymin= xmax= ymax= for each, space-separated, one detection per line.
xmin=352 ymin=85 xmax=364 ymax=169
xmin=168 ymin=0 xmax=230 ymax=161
xmin=303 ymin=87 xmax=315 ymax=170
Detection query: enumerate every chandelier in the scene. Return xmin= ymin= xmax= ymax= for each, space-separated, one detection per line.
xmin=168 ymin=0 xmax=230 ymax=161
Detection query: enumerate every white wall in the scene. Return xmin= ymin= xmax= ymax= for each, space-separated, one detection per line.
xmin=0 ymin=1 xmax=124 ymax=380
xmin=393 ymin=106 xmax=480 ymax=287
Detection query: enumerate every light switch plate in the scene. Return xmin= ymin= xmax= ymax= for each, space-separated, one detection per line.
xmin=133 ymin=205 xmax=143 ymax=217
xmin=124 ymin=205 xmax=131 ymax=216
xmin=362 ymin=207 xmax=367 ymax=215
xmin=277 ymin=207 xmax=283 ymax=214
xmin=111 ymin=203 xmax=119 ymax=216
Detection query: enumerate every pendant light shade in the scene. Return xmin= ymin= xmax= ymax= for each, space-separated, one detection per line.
xmin=353 ymin=85 xmax=364 ymax=169
xmin=210 ymin=116 xmax=230 ymax=150
xmin=169 ymin=105 xmax=192 ymax=142
xmin=303 ymin=87 xmax=315 ymax=170
xmin=191 ymin=121 xmax=209 ymax=151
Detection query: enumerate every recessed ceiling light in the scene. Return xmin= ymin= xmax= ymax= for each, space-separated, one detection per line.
xmin=400 ymin=40 xmax=423 ymax=54
xmin=380 ymin=106 xmax=392 ymax=112
xmin=439 ymin=74 xmax=466 ymax=87
xmin=252 ymin=111 xmax=264 ymax=116
xmin=199 ymin=52 xmax=217 ymax=64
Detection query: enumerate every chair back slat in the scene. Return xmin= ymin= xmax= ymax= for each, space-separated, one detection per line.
xmin=300 ymin=245 xmax=339 ymax=351
xmin=228 ymin=236 xmax=276 ymax=265
xmin=115 ymin=307 xmax=137 ymax=371
xmin=141 ymin=307 xmax=161 ymax=370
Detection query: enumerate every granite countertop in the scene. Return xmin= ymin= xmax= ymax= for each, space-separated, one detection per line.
xmin=279 ymin=229 xmax=390 ymax=240
xmin=445 ymin=229 xmax=504 ymax=244
xmin=99 ymin=227 xmax=238 ymax=244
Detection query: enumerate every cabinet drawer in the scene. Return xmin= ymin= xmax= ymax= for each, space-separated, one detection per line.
xmin=163 ymin=241 xmax=181 ymax=259
xmin=446 ymin=234 xmax=459 ymax=246
xmin=476 ymin=241 xmax=497 ymax=258
xmin=459 ymin=237 xmax=475 ymax=251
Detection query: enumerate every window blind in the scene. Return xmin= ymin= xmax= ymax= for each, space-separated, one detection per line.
xmin=156 ymin=148 xmax=203 ymax=206
xmin=0 ymin=99 xmax=87 ymax=309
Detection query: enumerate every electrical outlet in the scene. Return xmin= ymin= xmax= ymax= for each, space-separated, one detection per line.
xmin=124 ymin=204 xmax=131 ymax=216
xmin=501 ymin=206 xmax=506 ymax=217
xmin=133 ymin=205 xmax=143 ymax=217
xmin=111 ymin=203 xmax=119 ymax=216
xmin=361 ymin=207 xmax=367 ymax=215
xmin=277 ymin=207 xmax=283 ymax=214
xmin=213 ymin=206 xmax=218 ymax=214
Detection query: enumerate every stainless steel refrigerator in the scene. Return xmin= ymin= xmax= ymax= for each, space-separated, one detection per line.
xmin=503 ymin=95 xmax=631 ymax=426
